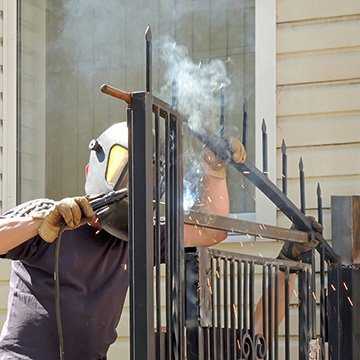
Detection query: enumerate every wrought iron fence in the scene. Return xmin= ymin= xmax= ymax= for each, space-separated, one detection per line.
xmin=100 ymin=26 xmax=347 ymax=360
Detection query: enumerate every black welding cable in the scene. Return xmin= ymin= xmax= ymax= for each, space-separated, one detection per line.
xmin=54 ymin=226 xmax=65 ymax=360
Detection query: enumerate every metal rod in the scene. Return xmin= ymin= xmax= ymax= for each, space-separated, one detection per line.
xmin=243 ymin=262 xmax=248 ymax=332
xmin=184 ymin=211 xmax=309 ymax=243
xmin=249 ymin=262 xmax=255 ymax=339
xmin=220 ymin=87 xmax=225 ymax=138
xmin=268 ymin=264 xmax=273 ymax=360
xmin=229 ymin=261 xmax=236 ymax=359
xmin=284 ymin=268 xmax=290 ymax=360
xmin=274 ymin=265 xmax=279 ymax=360
xmin=100 ymin=84 xmax=132 ymax=105
xmin=165 ymin=114 xmax=172 ymax=360
xmin=154 ymin=109 xmax=161 ymax=355
xmin=237 ymin=261 xmax=243 ymax=359
xmin=281 ymin=139 xmax=287 ymax=195
xmin=318 ymin=183 xmax=326 ymax=359
xmin=262 ymin=119 xmax=268 ymax=176
xmin=299 ymin=157 xmax=306 ymax=214
xmin=216 ymin=257 xmax=223 ymax=360
xmin=212 ymin=258 xmax=217 ymax=360
xmin=242 ymin=101 xmax=248 ymax=149
xmin=224 ymin=259 xmax=229 ymax=359
xmin=145 ymin=26 xmax=152 ymax=93
xmin=262 ymin=265 xmax=268 ymax=342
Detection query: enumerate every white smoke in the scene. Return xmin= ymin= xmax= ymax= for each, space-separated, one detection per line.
xmin=158 ymin=39 xmax=234 ymax=211
xmin=158 ymin=39 xmax=232 ymax=133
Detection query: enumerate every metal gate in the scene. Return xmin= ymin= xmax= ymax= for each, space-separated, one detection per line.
xmin=100 ymin=26 xmax=354 ymax=360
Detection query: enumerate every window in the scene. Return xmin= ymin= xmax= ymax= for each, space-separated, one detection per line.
xmin=16 ymin=0 xmax=275 ymax=225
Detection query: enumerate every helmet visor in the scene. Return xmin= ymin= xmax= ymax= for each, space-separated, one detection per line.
xmin=105 ymin=144 xmax=128 ymax=187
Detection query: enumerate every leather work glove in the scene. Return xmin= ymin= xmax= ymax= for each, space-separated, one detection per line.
xmin=203 ymin=138 xmax=247 ymax=178
xmin=34 ymin=197 xmax=95 ymax=243
xmin=278 ymin=216 xmax=323 ymax=262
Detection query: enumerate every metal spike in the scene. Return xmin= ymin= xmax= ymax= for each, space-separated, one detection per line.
xmin=262 ymin=119 xmax=268 ymax=175
xmin=220 ymin=87 xmax=225 ymax=137
xmin=172 ymin=80 xmax=177 ymax=108
xmin=299 ymin=157 xmax=305 ymax=214
xmin=281 ymin=139 xmax=287 ymax=195
xmin=145 ymin=25 xmax=152 ymax=93
xmin=242 ymin=101 xmax=248 ymax=149
xmin=317 ymin=182 xmax=323 ymax=226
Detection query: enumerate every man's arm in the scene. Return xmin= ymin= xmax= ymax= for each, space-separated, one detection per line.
xmin=184 ymin=138 xmax=246 ymax=247
xmin=0 ymin=217 xmax=42 ymax=255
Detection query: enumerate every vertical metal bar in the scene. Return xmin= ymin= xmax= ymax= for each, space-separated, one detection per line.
xmin=242 ymin=101 xmax=248 ymax=149
xmin=129 ymin=93 xmax=155 ymax=360
xmin=230 ymin=260 xmax=236 ymax=359
xmin=299 ymin=157 xmax=305 ymax=214
xmin=311 ymin=250 xmax=317 ymax=340
xmin=268 ymin=264 xmax=273 ymax=360
xmin=224 ymin=259 xmax=229 ymax=359
xmin=237 ymin=261 xmax=243 ymax=359
xmin=249 ymin=262 xmax=255 ymax=338
xmin=145 ymin=26 xmax=152 ymax=93
xmin=220 ymin=87 xmax=225 ymax=138
xmin=298 ymin=269 xmax=309 ymax=359
xmin=212 ymin=258 xmax=217 ymax=360
xmin=281 ymin=140 xmax=287 ymax=195
xmin=243 ymin=262 xmax=248 ymax=332
xmin=274 ymin=265 xmax=279 ymax=360
xmin=216 ymin=257 xmax=223 ymax=360
xmin=165 ymin=113 xmax=172 ymax=360
xmin=317 ymin=183 xmax=325 ymax=359
xmin=262 ymin=265 xmax=268 ymax=343
xmin=154 ymin=109 xmax=161 ymax=357
xmin=174 ymin=114 xmax=185 ymax=359
xmin=284 ymin=268 xmax=290 ymax=360
xmin=262 ymin=119 xmax=268 ymax=176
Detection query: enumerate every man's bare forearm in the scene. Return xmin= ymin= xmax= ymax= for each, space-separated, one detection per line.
xmin=0 ymin=217 xmax=42 ymax=255
xmin=184 ymin=174 xmax=229 ymax=247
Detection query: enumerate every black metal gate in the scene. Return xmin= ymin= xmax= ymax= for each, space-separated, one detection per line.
xmin=100 ymin=26 xmax=351 ymax=360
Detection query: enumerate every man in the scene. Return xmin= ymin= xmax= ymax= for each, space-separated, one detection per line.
xmin=0 ymin=122 xmax=246 ymax=359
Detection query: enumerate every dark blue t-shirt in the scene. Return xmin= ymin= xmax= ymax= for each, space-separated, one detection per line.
xmin=0 ymin=220 xmax=129 ymax=359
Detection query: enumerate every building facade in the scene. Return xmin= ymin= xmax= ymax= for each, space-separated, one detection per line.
xmin=0 ymin=0 xmax=359 ymax=358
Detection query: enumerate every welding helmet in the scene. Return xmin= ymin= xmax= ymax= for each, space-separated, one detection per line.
xmin=85 ymin=122 xmax=129 ymax=240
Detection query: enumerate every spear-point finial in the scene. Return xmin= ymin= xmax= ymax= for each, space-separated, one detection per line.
xmin=145 ymin=25 xmax=152 ymax=41
xmin=242 ymin=101 xmax=248 ymax=149
xmin=299 ymin=157 xmax=304 ymax=171
xmin=317 ymin=182 xmax=322 ymax=197
xmin=145 ymin=25 xmax=152 ymax=93
xmin=299 ymin=157 xmax=305 ymax=214
xmin=262 ymin=118 xmax=267 ymax=133
xmin=281 ymin=139 xmax=287 ymax=195
xmin=262 ymin=119 xmax=268 ymax=175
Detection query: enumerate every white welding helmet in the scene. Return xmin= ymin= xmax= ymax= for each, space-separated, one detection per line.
xmin=85 ymin=122 xmax=128 ymax=196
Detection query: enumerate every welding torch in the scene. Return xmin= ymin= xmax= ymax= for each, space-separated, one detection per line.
xmin=89 ymin=188 xmax=128 ymax=216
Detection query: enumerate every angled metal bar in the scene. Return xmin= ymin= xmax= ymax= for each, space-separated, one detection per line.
xmin=184 ymin=211 xmax=309 ymax=243
xmin=187 ymin=128 xmax=339 ymax=263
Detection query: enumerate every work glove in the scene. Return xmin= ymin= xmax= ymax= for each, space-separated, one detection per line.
xmin=203 ymin=138 xmax=247 ymax=178
xmin=278 ymin=216 xmax=323 ymax=262
xmin=34 ymin=197 xmax=95 ymax=243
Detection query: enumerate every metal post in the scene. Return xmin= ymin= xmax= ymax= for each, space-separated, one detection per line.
xmin=299 ymin=157 xmax=305 ymax=214
xmin=129 ymin=92 xmax=155 ymax=360
xmin=327 ymin=196 xmax=360 ymax=359
xmin=220 ymin=87 xmax=225 ymax=138
xmin=145 ymin=26 xmax=152 ymax=93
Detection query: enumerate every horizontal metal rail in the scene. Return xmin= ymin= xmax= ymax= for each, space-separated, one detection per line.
xmin=185 ymin=210 xmax=309 ymax=243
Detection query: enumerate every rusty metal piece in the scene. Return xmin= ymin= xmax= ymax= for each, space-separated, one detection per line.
xmin=100 ymin=84 xmax=132 ymax=105
xmin=184 ymin=210 xmax=309 ymax=243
